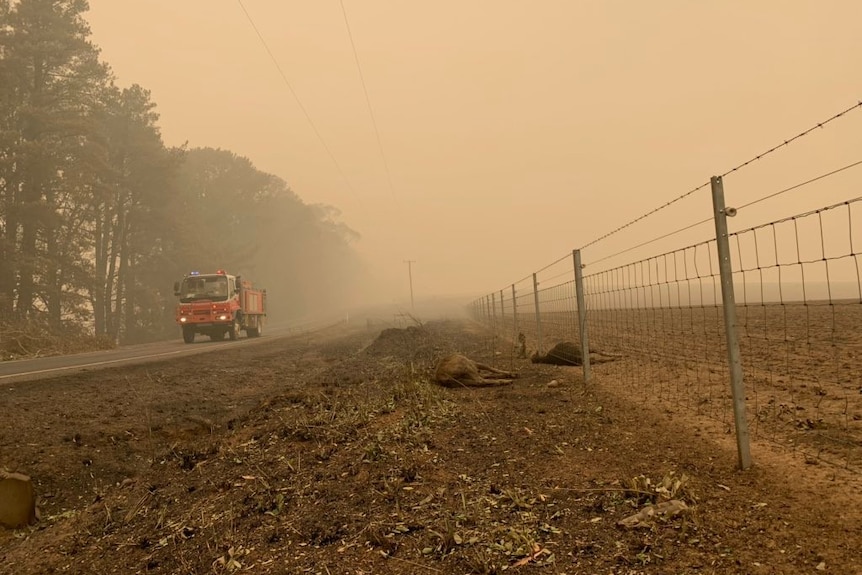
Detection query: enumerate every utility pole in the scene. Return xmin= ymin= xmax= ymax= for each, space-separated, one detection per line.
xmin=404 ymin=260 xmax=416 ymax=311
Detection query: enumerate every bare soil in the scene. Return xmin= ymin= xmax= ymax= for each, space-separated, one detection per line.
xmin=1 ymin=318 xmax=860 ymax=574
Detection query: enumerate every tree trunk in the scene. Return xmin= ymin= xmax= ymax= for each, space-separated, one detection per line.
xmin=16 ymin=56 xmax=45 ymax=319
xmin=45 ymin=186 xmax=61 ymax=328
xmin=123 ymin=250 xmax=136 ymax=341
xmin=92 ymin=199 xmax=110 ymax=336
xmin=106 ymin=189 xmax=127 ymax=342
xmin=0 ymin=165 xmax=19 ymax=318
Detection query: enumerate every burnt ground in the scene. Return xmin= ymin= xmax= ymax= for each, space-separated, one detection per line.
xmin=0 ymin=318 xmax=860 ymax=574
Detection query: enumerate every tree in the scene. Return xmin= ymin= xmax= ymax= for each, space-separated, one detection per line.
xmin=82 ymin=84 xmax=181 ymax=341
xmin=1 ymin=2 xmax=366 ymax=345
xmin=172 ymin=148 xmax=364 ymax=321
xmin=0 ymin=0 xmax=109 ymax=325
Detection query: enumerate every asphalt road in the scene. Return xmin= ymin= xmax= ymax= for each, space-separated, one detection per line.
xmin=0 ymin=321 xmax=334 ymax=385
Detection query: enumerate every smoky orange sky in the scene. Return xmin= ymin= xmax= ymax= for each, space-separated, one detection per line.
xmin=85 ymin=1 xmax=862 ymax=307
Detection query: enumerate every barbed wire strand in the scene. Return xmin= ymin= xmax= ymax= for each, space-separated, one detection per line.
xmin=588 ymin=216 xmax=714 ymax=269
xmin=236 ymin=0 xmax=356 ymax=195
xmin=502 ymin=252 xmax=572 ymax=295
xmin=535 ymin=252 xmax=572 ymax=275
xmin=581 ymin=100 xmax=862 ymax=251
xmin=721 ymin=102 xmax=862 ymax=178
xmin=588 ymin=158 xmax=862 ymax=270
xmin=581 ymin=181 xmax=712 ymax=251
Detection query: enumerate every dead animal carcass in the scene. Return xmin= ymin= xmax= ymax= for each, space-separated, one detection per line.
xmin=531 ymin=341 xmax=584 ymax=366
xmin=532 ymin=341 xmax=620 ymax=366
xmin=434 ymin=354 xmax=518 ymax=387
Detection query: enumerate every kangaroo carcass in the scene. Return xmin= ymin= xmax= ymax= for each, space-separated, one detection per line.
xmin=434 ymin=354 xmax=518 ymax=387
xmin=531 ymin=341 xmax=620 ymax=366
xmin=531 ymin=341 xmax=583 ymax=365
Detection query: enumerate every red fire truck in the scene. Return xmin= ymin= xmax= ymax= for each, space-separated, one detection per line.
xmin=173 ymin=270 xmax=267 ymax=343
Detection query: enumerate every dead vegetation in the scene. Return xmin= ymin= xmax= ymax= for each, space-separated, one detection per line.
xmin=0 ymin=318 xmax=115 ymax=360
xmin=0 ymin=319 xmax=859 ymax=574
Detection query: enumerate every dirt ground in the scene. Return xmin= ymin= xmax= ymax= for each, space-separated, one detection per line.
xmin=1 ymin=318 xmax=860 ymax=574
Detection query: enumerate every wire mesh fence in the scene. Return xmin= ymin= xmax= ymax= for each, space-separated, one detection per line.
xmin=472 ymin=191 xmax=862 ymax=473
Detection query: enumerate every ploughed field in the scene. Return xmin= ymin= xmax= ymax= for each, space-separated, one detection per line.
xmin=516 ymin=301 xmax=862 ymax=470
xmin=1 ymin=318 xmax=860 ymax=574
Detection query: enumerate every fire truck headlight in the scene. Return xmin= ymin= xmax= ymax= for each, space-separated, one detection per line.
xmin=179 ymin=317 xmax=188 ymax=323
xmin=218 ymin=314 xmax=228 ymax=321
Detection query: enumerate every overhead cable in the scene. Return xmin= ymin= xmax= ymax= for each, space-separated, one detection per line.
xmin=236 ymin=0 xmax=355 ymax=193
xmin=339 ymin=0 xmax=397 ymax=200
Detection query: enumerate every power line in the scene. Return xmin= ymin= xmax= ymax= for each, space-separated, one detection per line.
xmin=339 ymin=0 xmax=397 ymax=200
xmin=236 ymin=0 xmax=355 ymax=194
xmin=581 ymin=100 xmax=862 ymax=251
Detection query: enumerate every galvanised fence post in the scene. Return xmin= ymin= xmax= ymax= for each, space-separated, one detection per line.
xmin=711 ymin=175 xmax=752 ymax=471
xmin=499 ymin=289 xmax=506 ymax=335
xmin=573 ymin=249 xmax=591 ymax=384
xmin=491 ymin=292 xmax=497 ymax=337
xmin=511 ymin=284 xmax=518 ymax=342
xmin=532 ymin=273 xmax=543 ymax=354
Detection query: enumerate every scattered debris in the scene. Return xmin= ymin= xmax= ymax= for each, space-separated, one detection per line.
xmin=617 ymin=499 xmax=689 ymax=529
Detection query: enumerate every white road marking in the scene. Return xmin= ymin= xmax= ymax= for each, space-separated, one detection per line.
xmin=0 ymin=341 xmax=242 ymax=381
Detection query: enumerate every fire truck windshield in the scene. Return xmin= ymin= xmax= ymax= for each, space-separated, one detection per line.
xmin=179 ymin=275 xmax=229 ymax=302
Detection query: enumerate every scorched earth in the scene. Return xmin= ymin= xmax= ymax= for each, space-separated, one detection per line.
xmin=0 ymin=318 xmax=859 ymax=574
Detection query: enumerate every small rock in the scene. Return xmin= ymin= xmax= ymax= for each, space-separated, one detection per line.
xmin=816 ymin=562 xmax=826 ymax=571
xmin=547 ymin=380 xmax=560 ymax=388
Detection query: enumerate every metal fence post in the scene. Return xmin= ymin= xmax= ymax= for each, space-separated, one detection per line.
xmin=573 ymin=249 xmax=591 ymax=384
xmin=491 ymin=292 xmax=497 ymax=336
xmin=711 ymin=175 xmax=752 ymax=471
xmin=499 ymin=289 xmax=506 ymax=334
xmin=511 ymin=284 xmax=518 ymax=341
xmin=532 ymin=273 xmax=543 ymax=354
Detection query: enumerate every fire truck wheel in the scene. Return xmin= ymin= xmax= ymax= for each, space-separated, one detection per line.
xmin=229 ymin=319 xmax=240 ymax=341
xmin=182 ymin=326 xmax=195 ymax=344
